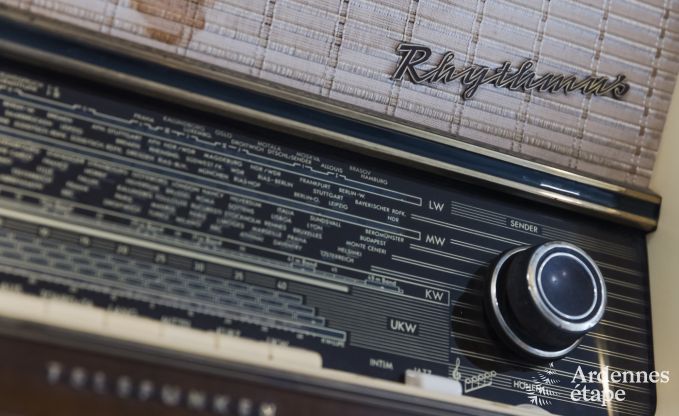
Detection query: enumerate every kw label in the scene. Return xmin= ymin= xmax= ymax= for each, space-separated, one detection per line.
xmin=402 ymin=284 xmax=450 ymax=306
xmin=425 ymin=289 xmax=446 ymax=302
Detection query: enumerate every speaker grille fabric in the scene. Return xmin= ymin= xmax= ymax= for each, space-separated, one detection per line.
xmin=3 ymin=0 xmax=678 ymax=188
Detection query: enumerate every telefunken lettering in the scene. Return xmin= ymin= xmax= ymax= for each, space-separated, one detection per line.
xmin=391 ymin=43 xmax=630 ymax=100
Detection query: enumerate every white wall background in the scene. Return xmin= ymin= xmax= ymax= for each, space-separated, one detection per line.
xmin=648 ymin=80 xmax=679 ymax=415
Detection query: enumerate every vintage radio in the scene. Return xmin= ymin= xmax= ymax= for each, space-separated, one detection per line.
xmin=0 ymin=1 xmax=676 ymax=415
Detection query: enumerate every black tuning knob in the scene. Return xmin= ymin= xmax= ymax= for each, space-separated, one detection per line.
xmin=485 ymin=241 xmax=606 ymax=360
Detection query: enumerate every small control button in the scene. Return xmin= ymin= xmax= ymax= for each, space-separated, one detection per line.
xmin=160 ymin=324 xmax=217 ymax=352
xmin=45 ymin=299 xmax=105 ymax=331
xmin=216 ymin=335 xmax=269 ymax=362
xmin=104 ymin=313 xmax=162 ymax=342
xmin=514 ymin=404 xmax=553 ymax=414
xmin=268 ymin=344 xmax=323 ymax=368
xmin=0 ymin=290 xmax=47 ymax=321
xmin=404 ymin=370 xmax=462 ymax=396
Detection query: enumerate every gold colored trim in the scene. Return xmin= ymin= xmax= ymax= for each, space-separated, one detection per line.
xmin=0 ymin=8 xmax=658 ymax=230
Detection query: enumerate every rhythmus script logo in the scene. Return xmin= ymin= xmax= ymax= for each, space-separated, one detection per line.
xmin=391 ymin=43 xmax=630 ymax=100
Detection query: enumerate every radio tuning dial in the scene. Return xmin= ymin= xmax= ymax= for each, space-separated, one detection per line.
xmin=485 ymin=241 xmax=607 ymax=360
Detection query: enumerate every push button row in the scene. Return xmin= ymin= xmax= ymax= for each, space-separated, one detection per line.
xmin=0 ymin=290 xmax=323 ymax=369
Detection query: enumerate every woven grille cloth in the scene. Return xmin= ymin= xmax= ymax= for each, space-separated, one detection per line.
xmin=3 ymin=0 xmax=678 ymax=188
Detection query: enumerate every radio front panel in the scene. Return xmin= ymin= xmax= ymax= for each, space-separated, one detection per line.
xmin=0 ymin=55 xmax=655 ymax=415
